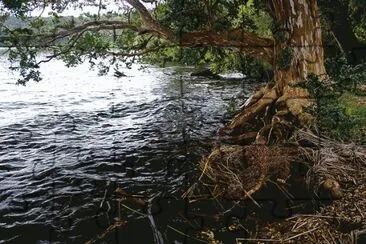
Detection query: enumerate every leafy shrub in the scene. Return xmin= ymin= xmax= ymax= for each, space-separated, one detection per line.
xmin=301 ymin=74 xmax=356 ymax=140
xmin=325 ymin=56 xmax=366 ymax=94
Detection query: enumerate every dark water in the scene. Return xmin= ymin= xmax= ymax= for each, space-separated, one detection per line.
xmin=0 ymin=55 xmax=259 ymax=243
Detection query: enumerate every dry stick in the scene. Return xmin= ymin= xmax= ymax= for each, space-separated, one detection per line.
xmin=292 ymin=220 xmax=308 ymax=232
xmin=284 ymin=227 xmax=319 ymax=242
xmin=2 ymin=235 xmax=21 ymax=243
xmin=236 ymin=221 xmax=250 ymax=234
xmin=327 ymin=229 xmax=337 ymax=243
xmin=120 ymin=199 xmax=165 ymax=243
xmin=236 ymin=238 xmax=280 ymax=243
xmin=321 ymin=233 xmax=331 ymax=244
xmin=181 ymin=182 xmax=196 ymax=199
xmin=85 ymin=220 xmax=126 ymax=244
xmin=167 ymin=225 xmax=207 ymax=243
xmin=120 ymin=203 xmax=147 ymax=217
xmin=267 ymin=126 xmax=274 ymax=145
xmin=354 ymin=203 xmax=365 ymax=218
xmin=286 ymin=214 xmax=344 ymax=221
xmin=199 ymin=158 xmax=210 ymax=180
xmin=222 ymin=201 xmax=241 ymax=214
xmin=243 ymin=173 xmax=266 ymax=208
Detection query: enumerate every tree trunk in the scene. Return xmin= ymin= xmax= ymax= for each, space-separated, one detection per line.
xmin=220 ymin=0 xmax=327 ymax=143
xmin=200 ymin=0 xmax=339 ymax=201
xmin=272 ymin=0 xmax=326 ymax=85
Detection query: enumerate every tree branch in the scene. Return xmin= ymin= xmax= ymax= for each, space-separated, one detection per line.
xmin=106 ymin=44 xmax=175 ymax=57
xmin=124 ymin=0 xmax=173 ymax=40
xmin=0 ymin=20 xmax=158 ymax=47
xmin=48 ymin=20 xmax=151 ymax=41
xmin=123 ymin=0 xmax=275 ymax=63
xmin=50 ymin=22 xmax=274 ymax=63
xmin=2 ymin=6 xmax=274 ymax=64
xmin=179 ymin=29 xmax=274 ymax=63
xmin=37 ymin=31 xmax=86 ymax=65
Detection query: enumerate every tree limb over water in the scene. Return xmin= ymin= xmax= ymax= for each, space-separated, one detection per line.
xmin=1 ymin=1 xmax=366 ymax=242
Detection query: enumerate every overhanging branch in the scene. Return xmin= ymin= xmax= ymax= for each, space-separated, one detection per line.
xmin=2 ymin=5 xmax=274 ymax=65
xmin=124 ymin=0 xmax=173 ymax=40
xmin=179 ymin=29 xmax=274 ymax=63
xmin=123 ymin=0 xmax=275 ymax=63
xmin=0 ymin=20 xmax=157 ymax=46
xmin=106 ymin=44 xmax=175 ymax=57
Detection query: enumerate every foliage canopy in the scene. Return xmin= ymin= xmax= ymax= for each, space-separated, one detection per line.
xmin=0 ymin=0 xmax=365 ymax=85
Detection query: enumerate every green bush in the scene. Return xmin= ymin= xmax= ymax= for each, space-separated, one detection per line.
xmin=325 ymin=55 xmax=366 ymax=94
xmin=301 ymin=74 xmax=357 ymax=140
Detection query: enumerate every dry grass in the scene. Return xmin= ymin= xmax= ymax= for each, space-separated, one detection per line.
xmin=195 ymin=144 xmax=300 ymax=200
xmin=250 ymin=130 xmax=366 ymax=243
xmin=190 ymin=129 xmax=366 ymax=243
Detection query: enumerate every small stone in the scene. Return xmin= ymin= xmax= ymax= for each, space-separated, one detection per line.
xmin=323 ymin=178 xmax=343 ymax=199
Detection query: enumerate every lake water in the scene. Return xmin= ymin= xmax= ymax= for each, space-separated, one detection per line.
xmin=0 ymin=53 xmax=259 ymax=243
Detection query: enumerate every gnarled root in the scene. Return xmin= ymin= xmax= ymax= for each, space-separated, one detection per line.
xmin=219 ymin=87 xmax=278 ymax=137
xmin=189 ymin=81 xmax=366 ymax=243
xmin=211 ymin=85 xmax=313 ymax=200
xmin=197 ymin=83 xmax=366 ymax=202
xmin=219 ymin=85 xmax=312 ymax=145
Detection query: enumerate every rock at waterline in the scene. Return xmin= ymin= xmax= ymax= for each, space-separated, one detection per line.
xmin=114 ymin=68 xmax=127 ymax=78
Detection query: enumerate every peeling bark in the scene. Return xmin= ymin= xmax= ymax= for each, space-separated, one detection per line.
xmin=272 ymin=0 xmax=327 ymax=87
xmin=221 ymin=0 xmax=327 ymax=142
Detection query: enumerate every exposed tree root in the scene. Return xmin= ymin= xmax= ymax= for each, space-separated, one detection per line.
xmin=219 ymin=84 xmax=314 ymax=146
xmin=197 ymin=85 xmax=304 ymax=200
xmin=187 ymin=80 xmax=366 ymax=242
xmin=219 ymin=87 xmax=278 ymax=137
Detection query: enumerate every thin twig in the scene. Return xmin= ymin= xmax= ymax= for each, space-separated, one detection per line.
xmin=284 ymin=227 xmax=319 ymax=241
xmin=167 ymin=225 xmax=207 ymax=243
xmin=286 ymin=214 xmax=343 ymax=221
xmin=236 ymin=237 xmax=280 ymax=243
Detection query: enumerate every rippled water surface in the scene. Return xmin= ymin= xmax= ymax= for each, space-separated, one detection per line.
xmin=0 ymin=53 xmax=258 ymax=243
